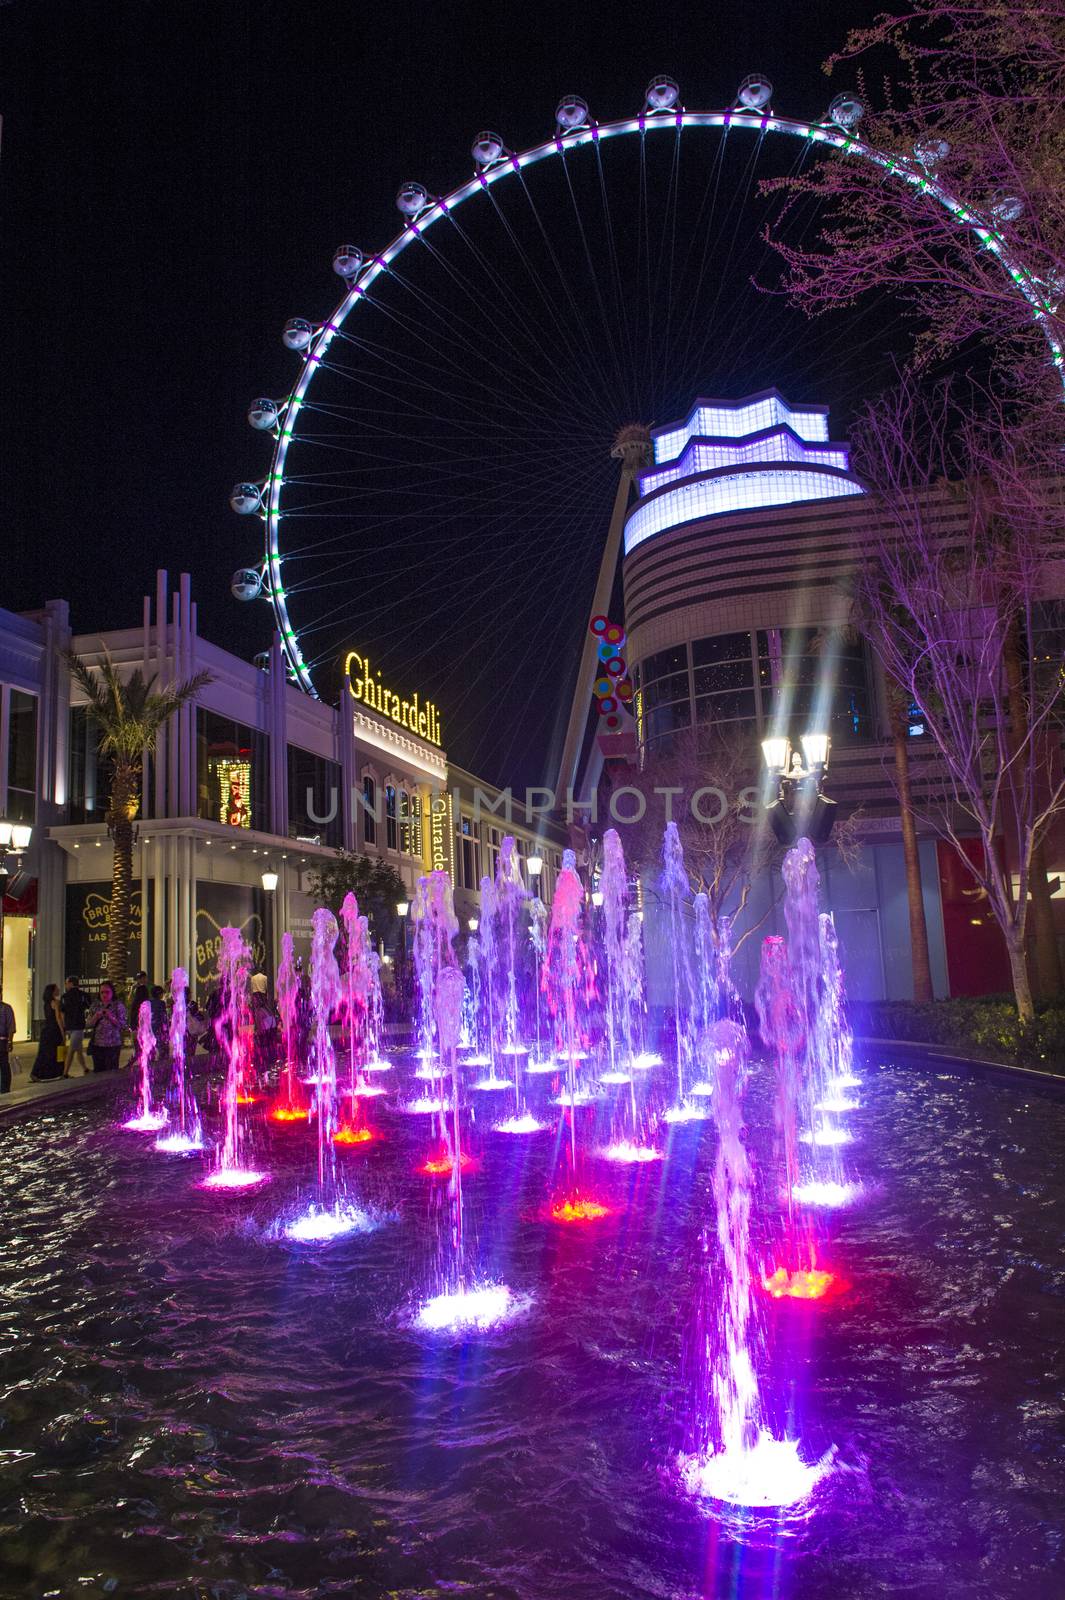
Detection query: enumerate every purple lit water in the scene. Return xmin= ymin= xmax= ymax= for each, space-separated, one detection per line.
xmin=5 ymin=1056 xmax=1064 ymax=1596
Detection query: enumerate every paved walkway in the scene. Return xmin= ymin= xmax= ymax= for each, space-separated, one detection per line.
xmin=1 ymin=1051 xmax=134 ymax=1118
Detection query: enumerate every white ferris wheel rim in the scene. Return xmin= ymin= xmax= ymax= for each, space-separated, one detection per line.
xmin=247 ymin=100 xmax=1062 ymax=698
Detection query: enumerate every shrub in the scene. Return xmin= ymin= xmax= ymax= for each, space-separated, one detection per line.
xmin=854 ymin=998 xmax=1065 ymax=1072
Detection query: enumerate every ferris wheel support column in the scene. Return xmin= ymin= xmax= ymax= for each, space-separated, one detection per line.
xmin=556 ymin=425 xmax=652 ymax=805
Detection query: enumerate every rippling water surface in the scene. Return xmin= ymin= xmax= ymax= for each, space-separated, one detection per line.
xmin=2 ymin=1057 xmax=1064 ymax=1599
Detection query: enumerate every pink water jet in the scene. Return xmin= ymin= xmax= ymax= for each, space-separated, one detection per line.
xmin=123 ymin=1003 xmax=166 ymax=1132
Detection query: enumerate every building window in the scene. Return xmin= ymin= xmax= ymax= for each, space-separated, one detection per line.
xmin=459 ymin=814 xmax=480 ymax=888
xmin=287 ymin=746 xmax=342 ymax=847
xmin=6 ymin=689 xmax=37 ymax=826
xmin=385 ymin=784 xmax=397 ymax=851
xmin=68 ymin=705 xmax=106 ymax=825
xmin=197 ymin=709 xmax=270 ymax=831
xmin=362 ymin=774 xmax=377 ymax=845
xmin=761 ymin=627 xmax=873 ymax=746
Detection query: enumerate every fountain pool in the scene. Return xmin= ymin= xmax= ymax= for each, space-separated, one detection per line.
xmin=1 ymin=1056 xmax=1063 ymax=1598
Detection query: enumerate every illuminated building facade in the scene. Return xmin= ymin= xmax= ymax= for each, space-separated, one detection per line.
xmin=0 ymin=572 xmax=563 ymax=1032
xmin=622 ymin=389 xmax=1065 ymax=1003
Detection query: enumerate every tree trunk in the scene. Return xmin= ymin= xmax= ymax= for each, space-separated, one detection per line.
xmin=1003 ymin=620 xmax=1062 ymax=1001
xmin=106 ymin=762 xmax=139 ymax=987
xmin=889 ymin=694 xmax=935 ymax=1002
xmin=1005 ymin=925 xmax=1036 ymax=1023
xmin=1027 ymin=832 xmax=1062 ymax=1001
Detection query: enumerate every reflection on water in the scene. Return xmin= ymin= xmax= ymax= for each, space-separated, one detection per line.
xmin=1 ymin=1060 xmax=1064 ymax=1598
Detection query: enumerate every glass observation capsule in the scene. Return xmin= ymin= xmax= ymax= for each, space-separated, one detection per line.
xmin=555 ymin=95 xmax=589 ymax=130
xmin=230 ymin=568 xmax=263 ymax=601
xmin=828 ymin=93 xmax=863 ymax=129
xmin=991 ymin=191 xmax=1023 ymax=224
xmin=282 ymin=318 xmax=314 ymax=351
xmin=332 ymin=245 xmax=365 ymax=278
xmin=248 ymin=398 xmax=279 ymax=431
xmin=914 ymin=137 xmax=950 ymax=169
xmin=229 ymin=484 xmax=262 ymax=515
xmin=737 ymin=74 xmax=773 ymax=111
xmin=471 ymin=131 xmax=505 ymax=166
xmin=396 ymin=181 xmax=429 ymax=217
xmin=645 ymin=76 xmax=680 ymax=111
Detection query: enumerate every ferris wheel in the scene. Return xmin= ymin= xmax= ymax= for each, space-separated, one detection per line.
xmin=228 ymin=73 xmax=1059 ymax=779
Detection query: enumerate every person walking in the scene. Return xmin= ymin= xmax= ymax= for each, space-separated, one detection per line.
xmin=61 ymin=975 xmax=90 ymax=1077
xmin=0 ymin=990 xmax=16 ymax=1093
xmin=30 ymin=984 xmax=65 ymax=1081
xmin=86 ymin=982 xmax=127 ymax=1073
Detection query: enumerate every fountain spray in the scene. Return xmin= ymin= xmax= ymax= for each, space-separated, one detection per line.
xmin=123 ymin=999 xmax=166 ymax=1132
xmin=680 ymin=1019 xmax=831 ymax=1507
xmin=155 ymin=967 xmax=203 ymax=1151
xmin=660 ymin=822 xmax=695 ymax=1107
xmin=203 ymin=926 xmax=265 ymax=1188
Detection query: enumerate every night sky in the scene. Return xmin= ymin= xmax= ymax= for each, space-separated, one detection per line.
xmin=1 ymin=0 xmax=890 ymax=787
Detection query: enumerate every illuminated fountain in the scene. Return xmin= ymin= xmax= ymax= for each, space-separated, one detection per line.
xmin=494 ymin=836 xmax=530 ymax=1109
xmin=660 ymin=822 xmax=699 ymax=1116
xmin=470 ymin=874 xmax=510 ymax=1091
xmin=598 ymin=828 xmax=658 ymax=1161
xmin=270 ymin=932 xmax=307 ymax=1122
xmin=155 ymin=966 xmax=203 ymax=1152
xmin=123 ymin=1001 xmax=167 ymax=1133
xmin=203 ymin=926 xmax=266 ymax=1189
xmin=543 ymin=848 xmax=602 ymax=1206
xmin=680 ymin=1018 xmax=832 ymax=1507
xmin=415 ymin=878 xmax=524 ymax=1332
xmin=335 ymin=893 xmax=385 ymax=1141
xmin=755 ymin=934 xmax=802 ymax=1228
xmin=282 ymin=906 xmax=374 ymax=1239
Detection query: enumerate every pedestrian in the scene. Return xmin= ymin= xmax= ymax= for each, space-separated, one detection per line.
xmin=86 ymin=982 xmax=127 ymax=1073
xmin=249 ymin=971 xmax=277 ymax=1071
xmin=61 ymin=974 xmax=90 ymax=1077
xmin=149 ymin=984 xmax=168 ymax=1048
xmin=0 ymin=990 xmax=16 ymax=1093
xmin=30 ymin=984 xmax=65 ymax=1081
xmin=130 ymin=970 xmax=151 ymax=1028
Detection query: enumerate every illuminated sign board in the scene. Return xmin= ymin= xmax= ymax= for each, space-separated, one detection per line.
xmin=344 ymin=652 xmax=442 ymax=747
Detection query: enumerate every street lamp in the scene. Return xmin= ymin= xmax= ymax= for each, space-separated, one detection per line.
xmin=0 ymin=820 xmax=33 ymax=999
xmin=526 ymin=853 xmax=546 ymax=1058
xmin=761 ymin=731 xmax=836 ymax=845
xmin=468 ymin=916 xmax=479 ymax=932
xmin=260 ymin=867 xmax=279 ymax=983
xmin=396 ymin=899 xmax=410 ymax=981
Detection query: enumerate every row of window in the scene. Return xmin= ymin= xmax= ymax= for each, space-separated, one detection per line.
xmin=637 ymin=628 xmax=875 ymax=751
xmin=66 ymin=705 xmax=553 ymax=880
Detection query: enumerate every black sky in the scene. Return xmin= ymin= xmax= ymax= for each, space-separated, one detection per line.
xmin=1 ymin=0 xmax=889 ymax=784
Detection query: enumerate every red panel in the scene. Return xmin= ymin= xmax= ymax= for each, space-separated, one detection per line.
xmin=936 ymin=839 xmax=1011 ymax=996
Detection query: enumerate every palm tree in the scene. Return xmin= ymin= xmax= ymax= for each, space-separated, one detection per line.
xmin=65 ymin=649 xmax=212 ymax=984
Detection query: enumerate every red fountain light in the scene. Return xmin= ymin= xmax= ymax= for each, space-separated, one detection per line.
xmin=269 ymin=1104 xmax=309 ymax=1123
xmin=550 ymin=1196 xmax=611 ymax=1223
xmin=334 ymin=1125 xmax=375 ymax=1147
xmin=419 ymin=1150 xmax=477 ymax=1176
xmin=234 ymin=1092 xmax=262 ymax=1106
xmin=762 ymin=1266 xmax=842 ymax=1301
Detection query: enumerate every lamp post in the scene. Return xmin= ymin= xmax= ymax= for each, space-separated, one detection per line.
xmin=261 ymin=867 xmax=279 ymax=985
xmin=526 ymin=854 xmax=546 ymax=1058
xmin=0 ymin=821 xmax=33 ymax=1001
xmin=761 ymin=732 xmax=836 ymax=845
xmin=396 ymin=900 xmax=409 ymax=993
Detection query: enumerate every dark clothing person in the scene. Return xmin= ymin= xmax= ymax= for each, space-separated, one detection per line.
xmin=60 ymin=985 xmax=89 ymax=1031
xmin=0 ymin=1000 xmax=15 ymax=1093
xmin=30 ymin=989 xmax=64 ymax=1081
xmin=130 ymin=982 xmax=151 ymax=1026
